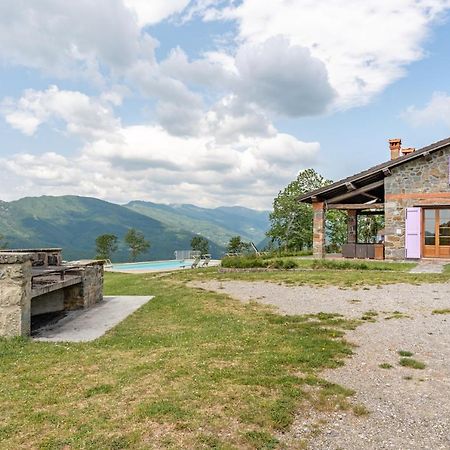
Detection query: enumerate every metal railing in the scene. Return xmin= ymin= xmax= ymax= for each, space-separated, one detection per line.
xmin=174 ymin=250 xmax=201 ymax=260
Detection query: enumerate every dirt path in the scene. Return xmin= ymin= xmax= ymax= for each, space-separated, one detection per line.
xmin=190 ymin=280 xmax=450 ymax=450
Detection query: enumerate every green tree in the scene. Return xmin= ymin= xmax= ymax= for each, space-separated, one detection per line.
xmin=227 ymin=235 xmax=251 ymax=254
xmin=267 ymin=169 xmax=331 ymax=250
xmin=124 ymin=228 xmax=150 ymax=262
xmin=191 ymin=236 xmax=209 ymax=256
xmin=357 ymin=215 xmax=385 ymax=243
xmin=95 ymin=234 xmax=118 ymax=260
xmin=326 ymin=210 xmax=347 ymax=252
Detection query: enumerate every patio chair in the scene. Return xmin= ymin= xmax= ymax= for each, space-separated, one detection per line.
xmin=201 ymin=254 xmax=211 ymax=267
xmin=191 ymin=255 xmax=201 ymax=269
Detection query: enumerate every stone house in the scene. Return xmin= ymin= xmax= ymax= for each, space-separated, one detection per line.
xmin=298 ymin=137 xmax=450 ymax=260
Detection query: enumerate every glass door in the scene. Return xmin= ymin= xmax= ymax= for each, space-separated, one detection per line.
xmin=422 ymin=209 xmax=450 ymax=258
xmin=438 ymin=209 xmax=450 ymax=257
xmin=423 ymin=209 xmax=436 ymax=257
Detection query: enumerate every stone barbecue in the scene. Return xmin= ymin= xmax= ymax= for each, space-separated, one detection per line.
xmin=0 ymin=249 xmax=104 ymax=337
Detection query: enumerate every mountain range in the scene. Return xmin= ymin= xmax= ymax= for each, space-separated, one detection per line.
xmin=0 ymin=196 xmax=270 ymax=261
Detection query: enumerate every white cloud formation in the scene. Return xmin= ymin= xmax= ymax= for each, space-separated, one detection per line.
xmin=0 ymin=0 xmax=156 ymax=79
xmin=2 ymin=86 xmax=121 ymax=139
xmin=196 ymin=0 xmax=450 ymax=108
xmin=1 ymin=86 xmax=319 ymax=208
xmin=403 ymin=91 xmax=450 ymax=127
xmin=159 ymin=37 xmax=336 ymax=120
xmin=234 ymin=36 xmax=335 ymax=116
xmin=124 ymin=0 xmax=190 ymax=26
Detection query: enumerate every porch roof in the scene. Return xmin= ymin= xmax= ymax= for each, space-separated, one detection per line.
xmin=299 ymin=136 xmax=450 ymax=204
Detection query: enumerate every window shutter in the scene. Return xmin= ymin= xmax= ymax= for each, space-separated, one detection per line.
xmin=405 ymin=207 xmax=421 ymax=259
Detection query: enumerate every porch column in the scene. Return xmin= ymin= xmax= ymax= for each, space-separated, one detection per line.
xmin=347 ymin=209 xmax=357 ymax=243
xmin=312 ymin=201 xmax=326 ymax=259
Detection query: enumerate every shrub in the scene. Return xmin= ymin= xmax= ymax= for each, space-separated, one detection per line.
xmin=282 ymin=259 xmax=298 ymax=269
xmin=261 ymin=249 xmax=312 ymax=260
xmin=221 ymin=255 xmax=269 ymax=269
xmin=220 ymin=256 xmax=298 ymax=270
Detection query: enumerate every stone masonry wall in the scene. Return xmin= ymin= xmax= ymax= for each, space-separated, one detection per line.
xmin=0 ymin=253 xmax=32 ymax=337
xmin=384 ymin=146 xmax=450 ymax=259
xmin=64 ymin=261 xmax=104 ymax=310
xmin=312 ymin=202 xmax=325 ymax=259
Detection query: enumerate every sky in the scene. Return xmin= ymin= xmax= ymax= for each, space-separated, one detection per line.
xmin=1 ymin=1 xmax=450 ymax=209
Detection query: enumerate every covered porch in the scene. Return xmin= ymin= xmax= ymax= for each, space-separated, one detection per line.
xmin=307 ymin=174 xmax=386 ymax=260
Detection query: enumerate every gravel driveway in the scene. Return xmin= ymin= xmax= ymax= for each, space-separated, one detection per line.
xmin=190 ymin=280 xmax=450 ymax=450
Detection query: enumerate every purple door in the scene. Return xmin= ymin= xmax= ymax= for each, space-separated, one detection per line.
xmin=405 ymin=207 xmax=421 ymax=259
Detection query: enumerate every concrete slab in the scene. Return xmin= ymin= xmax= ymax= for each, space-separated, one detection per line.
xmin=409 ymin=260 xmax=447 ymax=273
xmin=32 ymin=295 xmax=153 ymax=342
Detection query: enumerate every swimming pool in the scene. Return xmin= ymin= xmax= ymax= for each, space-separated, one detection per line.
xmin=109 ymin=260 xmax=190 ymax=272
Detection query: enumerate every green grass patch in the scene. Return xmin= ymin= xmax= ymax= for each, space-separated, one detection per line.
xmin=244 ymin=430 xmax=279 ymax=449
xmin=432 ymin=308 xmax=450 ymax=315
xmin=175 ymin=263 xmax=448 ymax=287
xmin=84 ymin=383 xmax=114 ymax=398
xmin=385 ymin=311 xmax=410 ymax=320
xmin=310 ymin=259 xmax=415 ymax=272
xmin=399 ymin=358 xmax=426 ymax=370
xmin=353 ymin=404 xmax=370 ymax=416
xmin=398 ymin=350 xmax=413 ymax=357
xmin=379 ymin=363 xmax=393 ymax=369
xmin=361 ymin=310 xmax=378 ymax=322
xmin=0 ymin=272 xmax=358 ymax=449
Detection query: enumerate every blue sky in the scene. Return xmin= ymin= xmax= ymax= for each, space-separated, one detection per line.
xmin=1 ymin=0 xmax=450 ymax=208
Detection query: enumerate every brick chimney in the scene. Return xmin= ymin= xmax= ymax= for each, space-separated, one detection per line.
xmin=401 ymin=147 xmax=415 ymax=156
xmin=389 ymin=138 xmax=401 ymax=160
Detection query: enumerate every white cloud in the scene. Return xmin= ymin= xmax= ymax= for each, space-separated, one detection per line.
xmin=158 ymin=37 xmax=336 ymax=121
xmin=2 ymin=86 xmax=121 ymax=140
xmin=2 ymin=122 xmax=319 ymax=208
xmin=124 ymin=0 xmax=190 ymax=26
xmin=0 ymin=0 xmax=156 ymax=79
xmin=203 ymin=95 xmax=276 ymax=144
xmin=403 ymin=91 xmax=450 ymax=127
xmin=196 ymin=0 xmax=450 ymax=108
xmin=234 ymin=36 xmax=335 ymax=116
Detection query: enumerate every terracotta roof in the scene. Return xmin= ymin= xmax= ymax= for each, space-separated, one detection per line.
xmin=298 ymin=136 xmax=450 ymax=203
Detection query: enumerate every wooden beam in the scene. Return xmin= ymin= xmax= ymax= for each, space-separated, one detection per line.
xmin=361 ymin=192 xmax=379 ymax=201
xmin=327 ymin=203 xmax=384 ymax=210
xmin=327 ymin=179 xmax=384 ymax=204
xmin=358 ymin=210 xmax=385 ymax=216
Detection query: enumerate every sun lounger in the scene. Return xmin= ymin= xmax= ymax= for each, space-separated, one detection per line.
xmin=201 ymin=254 xmax=211 ymax=267
xmin=191 ymin=256 xmax=201 ymax=268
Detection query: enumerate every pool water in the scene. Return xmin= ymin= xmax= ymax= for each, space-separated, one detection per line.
xmin=110 ymin=260 xmax=189 ymax=272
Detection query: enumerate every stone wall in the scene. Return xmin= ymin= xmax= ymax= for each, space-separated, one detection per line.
xmin=384 ymin=146 xmax=450 ymax=259
xmin=0 ymin=253 xmax=32 ymax=337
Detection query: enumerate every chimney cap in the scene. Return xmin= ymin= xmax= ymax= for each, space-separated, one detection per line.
xmin=389 ymin=138 xmax=402 ymax=144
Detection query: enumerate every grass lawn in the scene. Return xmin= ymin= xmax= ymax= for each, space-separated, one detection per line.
xmin=174 ymin=261 xmax=450 ymax=287
xmin=1 ymin=264 xmax=448 ymax=449
xmin=0 ymin=272 xmax=360 ymax=449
